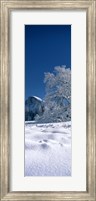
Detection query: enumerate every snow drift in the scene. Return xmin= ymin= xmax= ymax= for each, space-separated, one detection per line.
xmin=25 ymin=121 xmax=71 ymax=176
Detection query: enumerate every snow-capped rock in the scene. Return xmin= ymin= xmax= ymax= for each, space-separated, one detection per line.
xmin=25 ymin=96 xmax=44 ymax=121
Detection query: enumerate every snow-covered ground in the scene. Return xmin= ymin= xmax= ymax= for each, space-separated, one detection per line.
xmin=25 ymin=121 xmax=71 ymax=176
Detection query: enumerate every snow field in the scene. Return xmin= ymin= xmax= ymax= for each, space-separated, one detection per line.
xmin=25 ymin=121 xmax=71 ymax=176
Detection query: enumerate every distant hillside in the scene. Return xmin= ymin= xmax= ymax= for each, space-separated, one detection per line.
xmin=25 ymin=96 xmax=44 ymax=121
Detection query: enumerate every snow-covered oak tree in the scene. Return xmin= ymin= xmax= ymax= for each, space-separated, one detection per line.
xmin=36 ymin=66 xmax=71 ymax=123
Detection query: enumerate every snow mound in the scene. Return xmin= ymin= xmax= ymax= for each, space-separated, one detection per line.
xmin=25 ymin=121 xmax=71 ymax=176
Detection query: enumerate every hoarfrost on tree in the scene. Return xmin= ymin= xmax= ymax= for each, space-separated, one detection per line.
xmin=36 ymin=66 xmax=71 ymax=123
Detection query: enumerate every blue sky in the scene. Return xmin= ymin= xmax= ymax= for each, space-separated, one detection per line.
xmin=25 ymin=25 xmax=71 ymax=100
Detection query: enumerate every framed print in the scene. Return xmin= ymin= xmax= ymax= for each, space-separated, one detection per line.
xmin=0 ymin=0 xmax=96 ymax=201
